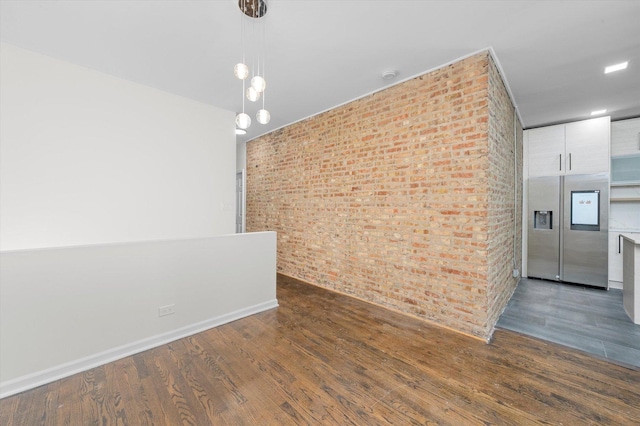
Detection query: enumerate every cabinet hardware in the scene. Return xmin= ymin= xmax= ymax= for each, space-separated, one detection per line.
xmin=559 ymin=154 xmax=562 ymax=171
xmin=569 ymin=153 xmax=572 ymax=170
xmin=619 ymin=234 xmax=623 ymax=254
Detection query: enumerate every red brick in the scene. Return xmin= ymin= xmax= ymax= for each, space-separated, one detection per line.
xmin=246 ymin=52 xmax=522 ymax=340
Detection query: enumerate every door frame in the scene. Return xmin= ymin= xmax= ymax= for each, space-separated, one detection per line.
xmin=236 ymin=170 xmax=246 ymax=233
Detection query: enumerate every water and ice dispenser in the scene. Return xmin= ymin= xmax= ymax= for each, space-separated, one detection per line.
xmin=533 ymin=211 xmax=553 ymax=230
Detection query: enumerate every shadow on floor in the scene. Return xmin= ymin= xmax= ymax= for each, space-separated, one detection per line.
xmin=497 ymin=278 xmax=640 ymax=369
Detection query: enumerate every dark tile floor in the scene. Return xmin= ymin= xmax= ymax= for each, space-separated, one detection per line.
xmin=496 ymin=278 xmax=640 ymax=369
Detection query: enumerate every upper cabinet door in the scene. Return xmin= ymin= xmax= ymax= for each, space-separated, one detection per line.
xmin=528 ymin=124 xmax=565 ymax=177
xmin=565 ymin=116 xmax=610 ymax=174
xmin=611 ymin=117 xmax=640 ymax=157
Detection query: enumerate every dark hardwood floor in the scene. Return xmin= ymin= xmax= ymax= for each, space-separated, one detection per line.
xmin=2 ymin=274 xmax=639 ymax=425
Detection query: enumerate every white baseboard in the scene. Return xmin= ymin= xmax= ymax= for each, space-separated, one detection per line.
xmin=0 ymin=299 xmax=278 ymax=399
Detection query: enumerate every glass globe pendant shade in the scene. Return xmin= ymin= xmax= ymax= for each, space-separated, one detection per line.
xmin=251 ymin=75 xmax=266 ymax=93
xmin=246 ymin=86 xmax=261 ymax=102
xmin=256 ymin=109 xmax=271 ymax=124
xmin=234 ymin=63 xmax=249 ymax=80
xmin=235 ymin=112 xmax=251 ymax=129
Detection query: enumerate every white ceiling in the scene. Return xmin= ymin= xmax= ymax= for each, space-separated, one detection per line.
xmin=1 ymin=0 xmax=639 ymax=143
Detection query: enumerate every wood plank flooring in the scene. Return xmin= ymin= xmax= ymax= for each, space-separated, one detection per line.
xmin=2 ymin=274 xmax=639 ymax=425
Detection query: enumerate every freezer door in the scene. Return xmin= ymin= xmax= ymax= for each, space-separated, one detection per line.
xmin=528 ymin=177 xmax=561 ymax=281
xmin=562 ymin=174 xmax=609 ymax=287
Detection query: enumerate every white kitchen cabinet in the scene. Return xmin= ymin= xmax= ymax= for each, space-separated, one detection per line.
xmin=527 ymin=124 xmax=565 ymax=176
xmin=565 ymin=116 xmax=610 ymax=174
xmin=526 ymin=116 xmax=610 ymax=177
xmin=609 ymin=232 xmax=624 ymax=286
xmin=609 ymin=118 xmax=640 ymax=288
xmin=611 ymin=117 xmax=640 ymax=157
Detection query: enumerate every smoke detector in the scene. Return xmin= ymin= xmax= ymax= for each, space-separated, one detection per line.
xmin=381 ymin=70 xmax=398 ymax=80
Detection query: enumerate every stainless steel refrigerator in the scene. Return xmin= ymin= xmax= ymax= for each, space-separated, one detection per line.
xmin=527 ymin=173 xmax=609 ymax=288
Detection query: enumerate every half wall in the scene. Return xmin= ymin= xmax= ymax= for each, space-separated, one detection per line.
xmin=0 ymin=232 xmax=277 ymax=398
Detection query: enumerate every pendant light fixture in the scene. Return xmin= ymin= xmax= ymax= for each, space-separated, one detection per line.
xmin=234 ymin=0 xmax=270 ymax=131
xmin=257 ymin=108 xmax=270 ymax=125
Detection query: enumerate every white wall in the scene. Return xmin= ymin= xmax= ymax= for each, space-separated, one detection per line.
xmin=237 ymin=140 xmax=247 ymax=173
xmin=0 ymin=43 xmax=236 ymax=251
xmin=0 ymin=232 xmax=278 ymax=398
xmin=0 ymin=44 xmax=279 ymax=399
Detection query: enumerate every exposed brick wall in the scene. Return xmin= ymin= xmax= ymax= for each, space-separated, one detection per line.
xmin=246 ymin=52 xmax=522 ymax=340
xmin=486 ymin=58 xmax=523 ymax=334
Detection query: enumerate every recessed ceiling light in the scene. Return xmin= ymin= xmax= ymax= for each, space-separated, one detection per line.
xmin=604 ymin=61 xmax=628 ymax=74
xmin=235 ymin=128 xmax=247 ymax=135
xmin=591 ymin=109 xmax=607 ymax=116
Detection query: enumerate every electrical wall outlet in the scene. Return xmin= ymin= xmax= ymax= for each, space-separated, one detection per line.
xmin=512 ymin=269 xmax=520 ymax=278
xmin=158 ymin=304 xmax=175 ymax=317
